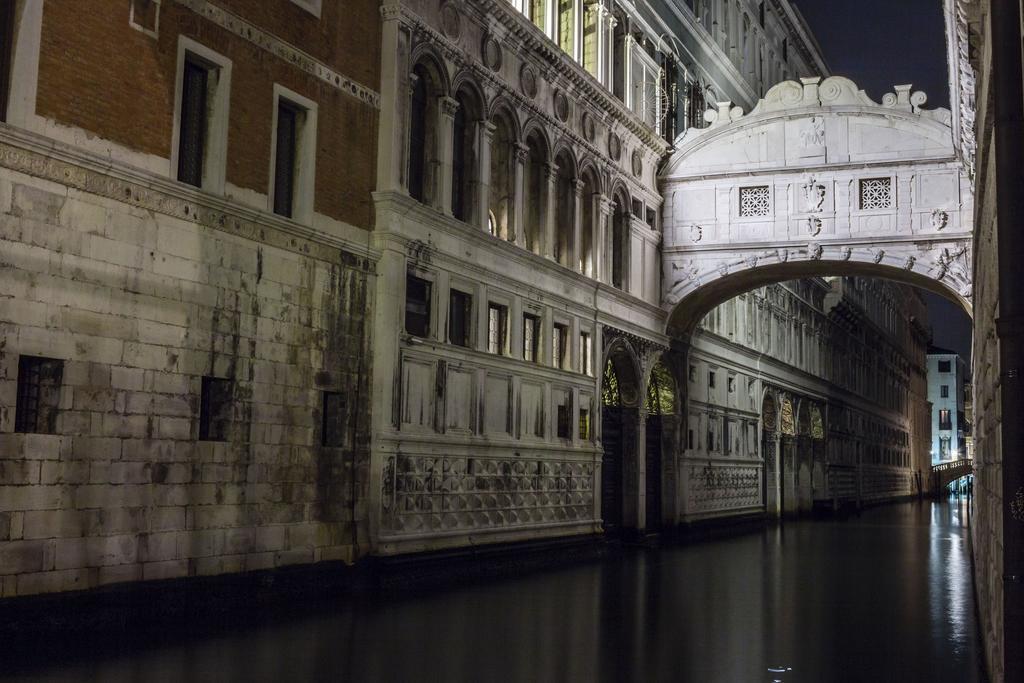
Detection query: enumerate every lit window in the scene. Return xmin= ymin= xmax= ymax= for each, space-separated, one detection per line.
xmin=523 ymin=314 xmax=540 ymax=362
xmin=405 ymin=274 xmax=431 ymax=337
xmin=579 ymin=407 xmax=591 ymax=441
xmin=939 ymin=409 xmax=952 ymax=430
xmin=553 ymin=323 xmax=569 ymax=369
xmin=488 ymin=303 xmax=509 ymax=355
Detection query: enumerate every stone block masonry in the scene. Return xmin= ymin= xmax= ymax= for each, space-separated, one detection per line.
xmin=0 ymin=145 xmax=373 ymax=598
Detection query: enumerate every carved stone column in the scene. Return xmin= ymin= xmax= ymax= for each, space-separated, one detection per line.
xmin=377 ymin=9 xmax=411 ymax=194
xmin=601 ymin=195 xmax=615 ymax=285
xmin=623 ymin=34 xmax=635 ymax=110
xmin=437 ymin=96 xmax=459 ymax=216
xmin=543 ymin=161 xmax=559 ymax=260
xmin=605 ymin=14 xmax=618 ymax=92
xmin=513 ymin=142 xmax=528 ymax=248
xmin=595 ymin=3 xmax=609 ymax=86
xmin=477 ymin=120 xmax=496 ymax=234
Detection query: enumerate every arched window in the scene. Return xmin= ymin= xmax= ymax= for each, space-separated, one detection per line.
xmin=523 ymin=130 xmax=547 ymax=255
xmin=579 ymin=169 xmax=597 ymax=276
xmin=451 ymin=87 xmax=481 ymax=223
xmin=408 ymin=65 xmax=429 ymax=202
xmin=611 ymin=191 xmax=630 ymax=289
xmin=489 ymin=111 xmax=516 ymax=241
xmin=582 ymin=3 xmax=599 ymax=77
xmin=554 ymin=150 xmax=575 ymax=268
xmin=612 ymin=14 xmax=626 ymax=101
xmin=645 ymin=361 xmax=676 ymax=415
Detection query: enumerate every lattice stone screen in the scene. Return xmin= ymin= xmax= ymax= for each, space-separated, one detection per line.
xmin=739 ymin=186 xmax=771 ymax=217
xmin=859 ymin=177 xmax=893 ymax=210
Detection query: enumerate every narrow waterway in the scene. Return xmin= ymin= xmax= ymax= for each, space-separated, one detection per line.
xmin=1 ymin=499 xmax=983 ymax=682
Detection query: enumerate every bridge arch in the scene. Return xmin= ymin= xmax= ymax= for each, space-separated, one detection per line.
xmin=660 ymin=76 xmax=974 ymax=338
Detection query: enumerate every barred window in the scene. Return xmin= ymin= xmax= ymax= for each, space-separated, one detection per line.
xmin=321 ymin=391 xmax=345 ymax=448
xmin=199 ymin=376 xmax=233 ymax=441
xmin=177 ymin=59 xmax=209 ymax=187
xmin=15 ymin=356 xmax=63 ymax=434
xmin=523 ymin=314 xmax=540 ymax=362
xmin=859 ymin=177 xmax=893 ymax=210
xmin=579 ymin=407 xmax=591 ymax=441
xmin=739 ymin=186 xmax=771 ymax=217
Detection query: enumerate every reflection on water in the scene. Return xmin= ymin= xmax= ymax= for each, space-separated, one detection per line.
xmin=1 ymin=501 xmax=983 ymax=683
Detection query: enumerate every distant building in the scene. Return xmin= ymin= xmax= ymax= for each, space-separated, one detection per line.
xmin=927 ymin=348 xmax=968 ymax=463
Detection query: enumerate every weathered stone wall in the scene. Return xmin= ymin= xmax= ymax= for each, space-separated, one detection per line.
xmin=0 ymin=136 xmax=373 ymax=597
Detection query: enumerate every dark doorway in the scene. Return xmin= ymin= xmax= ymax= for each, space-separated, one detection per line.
xmin=601 ymin=404 xmax=625 ymax=531
xmin=645 ymin=415 xmax=662 ymax=531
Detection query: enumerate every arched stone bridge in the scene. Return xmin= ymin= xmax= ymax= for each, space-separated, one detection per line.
xmin=660 ymin=76 xmax=973 ymax=332
xmin=933 ymin=459 xmax=974 ymax=492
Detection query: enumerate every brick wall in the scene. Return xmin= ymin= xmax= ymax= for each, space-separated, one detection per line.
xmin=34 ymin=0 xmax=379 ymax=229
xmin=0 ymin=143 xmax=373 ymax=597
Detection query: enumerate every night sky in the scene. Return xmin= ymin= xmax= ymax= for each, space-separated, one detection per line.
xmin=792 ymin=0 xmax=974 ymax=360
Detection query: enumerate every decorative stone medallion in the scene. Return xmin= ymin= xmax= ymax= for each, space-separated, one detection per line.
xmin=607 ymin=133 xmax=621 ymax=161
xmin=688 ymin=224 xmax=703 ymax=243
xmin=520 ymin=64 xmax=538 ymax=99
xmin=631 ymin=150 xmax=643 ymax=178
xmin=482 ymin=34 xmax=502 ymax=71
xmin=581 ymin=111 xmax=595 ymax=142
xmin=553 ymin=90 xmax=570 ymax=123
xmin=931 ymin=208 xmax=949 ymax=231
xmin=440 ymin=2 xmax=462 ymax=40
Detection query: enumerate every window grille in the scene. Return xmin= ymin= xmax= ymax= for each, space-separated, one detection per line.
xmin=557 ymin=400 xmax=571 ymax=439
xmin=579 ymin=408 xmax=591 ymax=440
xmin=177 ymin=60 xmax=208 ymax=187
xmin=739 ymin=186 xmax=771 ymax=217
xmin=322 ymin=392 xmax=345 ymax=447
xmin=405 ymin=274 xmax=431 ymax=337
xmin=448 ymin=289 xmax=472 ymax=347
xmin=553 ymin=323 xmax=569 ymax=369
xmin=487 ymin=303 xmax=508 ymax=355
xmin=940 ymin=385 xmax=949 ymax=398
xmin=523 ymin=314 xmax=540 ymax=362
xmin=199 ymin=376 xmax=233 ymax=441
xmin=579 ymin=332 xmax=592 ymax=375
xmin=15 ymin=356 xmax=63 ymax=434
xmin=859 ymin=177 xmax=892 ymax=210
xmin=273 ymin=100 xmax=299 ymax=217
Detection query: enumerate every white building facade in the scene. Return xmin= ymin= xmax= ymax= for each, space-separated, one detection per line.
xmin=927 ymin=349 xmax=968 ymax=464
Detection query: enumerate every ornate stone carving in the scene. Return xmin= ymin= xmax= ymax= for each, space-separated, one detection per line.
xmin=631 ymin=149 xmax=643 ymax=178
xmin=439 ymin=2 xmax=462 ymax=40
xmin=608 ymin=132 xmax=622 ymax=161
xmin=380 ymin=454 xmax=595 ymax=535
xmin=800 ymin=116 xmax=825 ymax=147
xmin=904 ymin=255 xmax=917 ymax=270
xmin=553 ymin=89 xmax=570 ymax=123
xmin=801 ymin=176 xmax=826 ymax=212
xmin=840 ymin=246 xmax=853 ymax=261
xmin=806 ymin=217 xmax=822 ymax=236
xmin=931 ymin=209 xmax=949 ymax=231
xmin=688 ymin=224 xmax=703 ymax=243
xmin=520 ymin=64 xmax=538 ymax=99
xmin=807 ymin=242 xmax=823 ymax=260
xmin=481 ymin=34 xmax=502 ymax=71
xmin=872 ymin=249 xmax=886 ymax=264
xmin=580 ymin=110 xmax=596 ymax=142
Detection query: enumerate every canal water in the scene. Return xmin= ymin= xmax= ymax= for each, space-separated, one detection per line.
xmin=1 ymin=500 xmax=983 ymax=682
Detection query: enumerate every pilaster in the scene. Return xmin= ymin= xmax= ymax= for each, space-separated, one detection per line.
xmin=437 ymin=96 xmax=459 ymax=216
xmin=543 ymin=161 xmax=559 ymax=261
xmin=477 ymin=120 xmax=496 ymax=233
xmin=513 ymin=142 xmax=528 ymax=248
xmin=572 ymin=178 xmax=585 ymax=273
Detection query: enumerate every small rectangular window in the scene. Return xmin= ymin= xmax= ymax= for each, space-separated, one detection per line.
xmin=448 ymin=289 xmax=472 ymax=347
xmin=557 ymin=400 xmax=571 ymax=439
xmin=130 ymin=0 xmax=160 ymax=35
xmin=177 ymin=59 xmax=209 ymax=188
xmin=739 ymin=186 xmax=771 ymax=217
xmin=523 ymin=314 xmax=540 ymax=362
xmin=322 ymin=391 xmax=345 ymax=447
xmin=939 ymin=409 xmax=952 ymax=431
xmin=273 ymin=100 xmax=299 ymax=217
xmin=405 ymin=274 xmax=431 ymax=337
xmin=553 ymin=323 xmax=569 ymax=369
xmin=15 ymin=356 xmax=64 ymax=434
xmin=859 ymin=177 xmax=893 ymax=210
xmin=688 ymin=365 xmax=697 ymax=382
xmin=940 ymin=385 xmax=949 ymax=398
xmin=707 ymin=428 xmax=715 ymax=452
xmin=728 ymin=376 xmax=736 ymax=393
xmin=938 ymin=360 xmax=952 ymax=373
xmin=199 ymin=376 xmax=233 ymax=441
xmin=687 ymin=429 xmax=695 ymax=450
xmin=488 ymin=303 xmax=509 ymax=355
xmin=579 ymin=332 xmax=592 ymax=375
xmin=708 ymin=371 xmax=716 ymax=388
xmin=579 ymin=408 xmax=591 ymax=441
